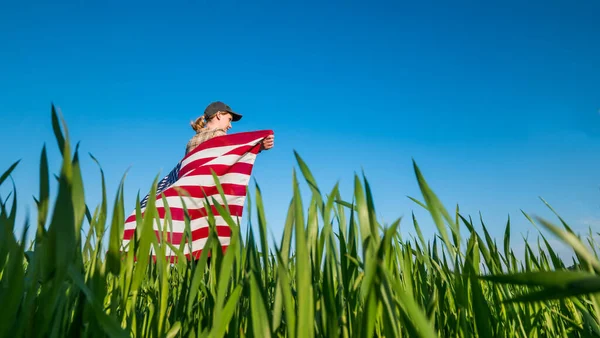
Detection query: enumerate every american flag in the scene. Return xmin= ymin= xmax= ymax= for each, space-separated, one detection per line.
xmin=122 ymin=129 xmax=273 ymax=261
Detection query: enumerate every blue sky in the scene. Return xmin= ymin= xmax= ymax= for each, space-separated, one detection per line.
xmin=1 ymin=0 xmax=599 ymax=259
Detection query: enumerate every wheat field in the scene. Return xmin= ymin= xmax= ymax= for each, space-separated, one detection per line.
xmin=1 ymin=105 xmax=600 ymax=337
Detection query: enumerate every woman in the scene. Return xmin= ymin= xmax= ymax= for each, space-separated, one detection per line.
xmin=186 ymin=101 xmax=274 ymax=155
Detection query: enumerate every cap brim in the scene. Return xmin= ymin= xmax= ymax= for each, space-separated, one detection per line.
xmin=229 ymin=111 xmax=242 ymax=121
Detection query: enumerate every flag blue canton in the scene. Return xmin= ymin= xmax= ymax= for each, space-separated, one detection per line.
xmin=140 ymin=161 xmax=182 ymax=208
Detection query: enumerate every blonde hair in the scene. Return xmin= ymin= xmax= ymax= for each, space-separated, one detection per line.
xmin=190 ymin=115 xmax=207 ymax=132
xmin=190 ymin=111 xmax=229 ymax=132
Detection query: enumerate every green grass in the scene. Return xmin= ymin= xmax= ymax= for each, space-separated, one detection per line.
xmin=2 ymin=104 xmax=600 ymax=337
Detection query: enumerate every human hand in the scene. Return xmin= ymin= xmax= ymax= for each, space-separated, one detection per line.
xmin=260 ymin=135 xmax=274 ymax=151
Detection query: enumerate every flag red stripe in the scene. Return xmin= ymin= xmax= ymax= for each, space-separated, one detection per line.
xmin=186 ymin=162 xmax=254 ymax=177
xmin=125 ymin=204 xmax=243 ymax=224
xmin=222 ymin=144 xmax=261 ymax=156
xmin=179 ymin=161 xmax=254 ymax=179
xmin=122 ymin=225 xmax=231 ymax=243
xmin=179 ymin=157 xmax=216 ymax=176
xmin=184 ymin=130 xmax=273 ymax=159
xmin=157 ymin=205 xmax=244 ymax=220
xmin=159 ymin=183 xmax=248 ymax=199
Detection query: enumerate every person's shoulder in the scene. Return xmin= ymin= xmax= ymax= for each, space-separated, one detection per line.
xmin=212 ymin=129 xmax=227 ymax=137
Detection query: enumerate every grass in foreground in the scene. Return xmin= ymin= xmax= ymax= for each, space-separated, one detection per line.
xmin=2 ymin=105 xmax=600 ymax=337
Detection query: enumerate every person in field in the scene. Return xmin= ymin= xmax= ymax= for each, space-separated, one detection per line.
xmin=186 ymin=101 xmax=274 ymax=155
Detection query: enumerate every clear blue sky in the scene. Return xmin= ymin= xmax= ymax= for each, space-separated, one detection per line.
xmin=1 ymin=0 xmax=599 ymax=259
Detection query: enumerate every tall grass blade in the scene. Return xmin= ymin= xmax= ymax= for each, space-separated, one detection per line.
xmin=412 ymin=160 xmax=459 ymax=258
xmin=0 ymin=160 xmax=20 ymax=188
xmin=293 ymin=169 xmax=314 ymax=338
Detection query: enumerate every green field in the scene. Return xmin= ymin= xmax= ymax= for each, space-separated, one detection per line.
xmin=2 ymin=106 xmax=600 ymax=337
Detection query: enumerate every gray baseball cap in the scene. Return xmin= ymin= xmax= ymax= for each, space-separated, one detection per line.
xmin=204 ymin=101 xmax=243 ymax=121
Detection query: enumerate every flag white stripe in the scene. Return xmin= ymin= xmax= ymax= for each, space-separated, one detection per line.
xmin=123 ymin=191 xmax=243 ymax=227
xmin=180 ymin=152 xmax=257 ymax=177
xmin=124 ymin=215 xmax=233 ymax=232
xmin=123 ymin=236 xmax=231 ymax=255
xmin=181 ymin=137 xmax=263 ymax=168
xmin=173 ymin=173 xmax=251 ymax=189
xmin=153 ymin=195 xmax=246 ymax=212
xmin=200 ymin=153 xmax=256 ymax=167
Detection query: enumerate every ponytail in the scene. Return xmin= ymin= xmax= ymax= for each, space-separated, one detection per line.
xmin=190 ymin=115 xmax=206 ymax=132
